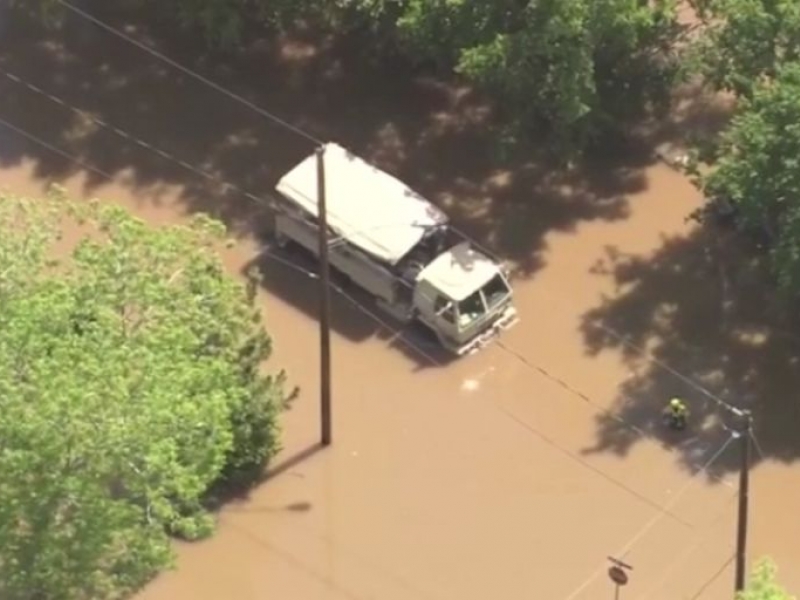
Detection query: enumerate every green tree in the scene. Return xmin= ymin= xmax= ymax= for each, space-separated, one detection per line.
xmin=690 ymin=0 xmax=800 ymax=97
xmin=27 ymin=0 xmax=682 ymax=154
xmin=739 ymin=558 xmax=796 ymax=600
xmin=353 ymin=0 xmax=682 ymax=154
xmin=701 ymin=62 xmax=800 ymax=292
xmin=0 ymin=188 xmax=290 ymax=600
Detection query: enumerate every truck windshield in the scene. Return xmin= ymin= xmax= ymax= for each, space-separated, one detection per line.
xmin=481 ymin=274 xmax=510 ymax=309
xmin=457 ymin=274 xmax=510 ymax=328
xmin=458 ymin=291 xmax=486 ymax=327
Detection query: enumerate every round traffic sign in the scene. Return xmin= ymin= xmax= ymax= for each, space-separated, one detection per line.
xmin=608 ymin=566 xmax=629 ymax=586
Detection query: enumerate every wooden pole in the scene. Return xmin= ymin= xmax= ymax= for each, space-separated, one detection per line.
xmin=316 ymin=145 xmax=332 ymax=446
xmin=734 ymin=410 xmax=752 ymax=591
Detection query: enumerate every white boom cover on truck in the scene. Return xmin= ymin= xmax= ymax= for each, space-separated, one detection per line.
xmin=275 ymin=143 xmax=447 ymax=265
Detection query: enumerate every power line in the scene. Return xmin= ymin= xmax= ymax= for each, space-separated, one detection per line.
xmin=0 ymin=114 xmax=113 ymax=181
xmin=1 ymin=64 xmax=739 ymax=483
xmin=495 ymin=334 xmax=744 ymax=480
xmin=4 ymin=9 xmax=769 ymax=595
xmin=0 ymin=68 xmax=280 ymax=214
xmin=637 ymin=490 xmax=737 ymax=600
xmin=0 ymin=65 xmax=725 ymax=503
xmin=49 ymin=0 xmax=756 ymax=461
xmin=0 ymin=77 xmax=735 ymax=589
xmin=688 ymin=553 xmax=736 ymax=600
xmin=54 ymin=0 xmax=754 ymax=430
xmin=63 ymin=3 xmax=767 ymax=590
xmin=4 ymin=18 xmax=752 ymax=496
xmin=618 ymin=434 xmax=734 ymax=558
xmin=493 ymin=401 xmax=693 ymax=527
xmin=494 ymin=275 xmax=749 ymax=423
xmin=586 ymin=322 xmax=747 ymax=418
xmin=2 ymin=63 xmax=499 ymax=303
xmin=0 ymin=106 xmax=436 ymax=367
xmin=2 ymin=62 xmax=479 ymax=314
xmin=56 ymin=0 xmax=322 ymax=146
xmin=0 ymin=66 xmax=448 ymax=369
xmin=0 ymin=67 xmax=477 ymax=369
xmin=749 ymin=430 xmax=767 ymax=462
xmin=562 ymin=432 xmax=736 ymax=600
xmin=52 ymin=7 xmax=766 ymax=527
xmin=496 ymin=339 xmax=649 ymax=438
xmin=56 ymin=0 xmax=509 ymax=267
xmin=0 ymin=103 xmax=700 ymax=526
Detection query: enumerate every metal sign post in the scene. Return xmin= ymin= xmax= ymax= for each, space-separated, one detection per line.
xmin=608 ymin=557 xmax=632 ymax=600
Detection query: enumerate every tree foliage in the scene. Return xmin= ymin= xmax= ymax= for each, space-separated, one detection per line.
xmin=738 ymin=558 xmax=796 ymax=600
xmin=36 ymin=0 xmax=678 ymax=155
xmin=0 ymin=188 xmax=289 ymax=600
xmin=690 ymin=0 xmax=800 ymax=97
xmin=688 ymin=1 xmax=800 ymax=296
xmin=377 ymin=0 xmax=681 ymax=152
xmin=127 ymin=0 xmax=682 ymax=153
xmin=701 ymin=62 xmax=800 ymax=292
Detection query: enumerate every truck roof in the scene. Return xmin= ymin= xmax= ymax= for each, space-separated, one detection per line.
xmin=275 ymin=143 xmax=447 ymax=265
xmin=418 ymin=242 xmax=500 ymax=302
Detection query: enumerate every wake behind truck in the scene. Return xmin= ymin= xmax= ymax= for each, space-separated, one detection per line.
xmin=273 ymin=142 xmax=519 ymax=356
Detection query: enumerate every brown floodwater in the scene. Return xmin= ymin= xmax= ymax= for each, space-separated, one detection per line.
xmin=3 ymin=144 xmax=798 ymax=600
xmin=1 ymin=4 xmax=799 ymax=598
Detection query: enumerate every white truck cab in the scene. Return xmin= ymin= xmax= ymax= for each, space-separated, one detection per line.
xmin=413 ymin=242 xmax=517 ymax=354
xmin=273 ymin=142 xmax=519 ymax=356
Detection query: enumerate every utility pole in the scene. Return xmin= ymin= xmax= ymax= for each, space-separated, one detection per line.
xmin=316 ymin=145 xmax=332 ymax=446
xmin=734 ymin=410 xmax=752 ymax=592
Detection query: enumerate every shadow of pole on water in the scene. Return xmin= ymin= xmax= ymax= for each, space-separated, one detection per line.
xmin=203 ymin=442 xmax=326 ymax=511
xmin=263 ymin=443 xmax=326 ymax=482
xmin=0 ymin=0 xmax=666 ymax=367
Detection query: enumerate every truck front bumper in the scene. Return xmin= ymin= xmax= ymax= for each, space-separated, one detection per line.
xmin=450 ymin=304 xmax=520 ymax=356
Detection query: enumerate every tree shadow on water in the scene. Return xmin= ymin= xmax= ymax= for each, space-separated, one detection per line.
xmin=1 ymin=0 xmax=644 ymax=278
xmin=0 ymin=0 xmax=662 ymax=365
xmin=580 ymin=223 xmax=800 ymax=479
xmin=0 ymin=2 xmax=314 ymax=225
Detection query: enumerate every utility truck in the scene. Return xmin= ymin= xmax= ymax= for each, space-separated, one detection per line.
xmin=273 ymin=142 xmax=519 ymax=356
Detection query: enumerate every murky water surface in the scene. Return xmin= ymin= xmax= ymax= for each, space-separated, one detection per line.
xmin=1 ymin=4 xmax=798 ymax=598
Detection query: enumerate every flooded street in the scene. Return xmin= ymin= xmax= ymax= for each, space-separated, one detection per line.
xmin=1 ymin=3 xmax=799 ymax=599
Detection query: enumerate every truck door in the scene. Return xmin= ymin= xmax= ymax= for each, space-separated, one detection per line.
xmin=433 ymin=294 xmax=459 ymax=341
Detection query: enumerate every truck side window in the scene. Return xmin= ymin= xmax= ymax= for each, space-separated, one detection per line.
xmin=434 ymin=295 xmax=456 ymax=324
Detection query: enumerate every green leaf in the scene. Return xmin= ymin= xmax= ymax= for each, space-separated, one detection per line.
xmin=0 ymin=189 xmax=288 ymax=600
xmin=737 ymin=558 xmax=796 ymax=600
xmin=702 ymin=62 xmax=800 ymax=293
